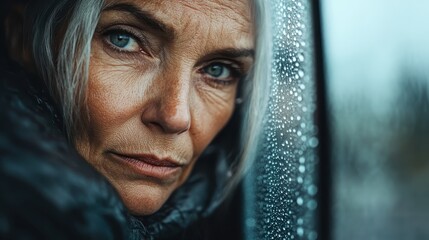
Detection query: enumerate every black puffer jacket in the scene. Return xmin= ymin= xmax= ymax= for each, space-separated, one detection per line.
xmin=0 ymin=54 xmax=237 ymax=239
xmin=0 ymin=59 xmax=130 ymax=239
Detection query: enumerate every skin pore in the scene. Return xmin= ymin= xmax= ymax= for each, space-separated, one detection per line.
xmin=75 ymin=0 xmax=254 ymax=215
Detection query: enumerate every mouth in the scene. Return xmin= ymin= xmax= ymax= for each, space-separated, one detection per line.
xmin=107 ymin=151 xmax=184 ymax=180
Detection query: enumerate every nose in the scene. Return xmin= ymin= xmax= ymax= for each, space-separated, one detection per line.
xmin=140 ymin=71 xmax=191 ymax=135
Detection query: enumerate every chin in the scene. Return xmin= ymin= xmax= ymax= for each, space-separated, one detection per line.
xmin=114 ymin=181 xmax=177 ymax=216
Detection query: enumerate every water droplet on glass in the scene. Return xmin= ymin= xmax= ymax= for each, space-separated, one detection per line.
xmin=297 ymin=227 xmax=304 ymax=236
xmin=307 ymin=185 xmax=318 ymax=196
xmin=246 ymin=0 xmax=318 ymax=238
xmin=307 ymin=200 xmax=317 ymax=210
xmin=297 ymin=197 xmax=304 ymax=205
xmin=308 ymin=137 xmax=319 ymax=148
xmin=308 ymin=231 xmax=318 ymax=240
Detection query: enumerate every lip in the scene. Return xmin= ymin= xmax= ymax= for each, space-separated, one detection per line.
xmin=107 ymin=151 xmax=183 ymax=180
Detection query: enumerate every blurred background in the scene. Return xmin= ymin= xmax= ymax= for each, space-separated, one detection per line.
xmin=244 ymin=0 xmax=429 ymax=239
xmin=322 ymin=0 xmax=429 ymax=239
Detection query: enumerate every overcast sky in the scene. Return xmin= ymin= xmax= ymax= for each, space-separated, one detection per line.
xmin=321 ymin=0 xmax=429 ymax=111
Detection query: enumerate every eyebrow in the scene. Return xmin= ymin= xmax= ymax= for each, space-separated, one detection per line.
xmin=204 ymin=48 xmax=255 ymax=60
xmin=103 ymin=3 xmax=175 ymax=39
xmin=103 ymin=3 xmax=254 ymax=60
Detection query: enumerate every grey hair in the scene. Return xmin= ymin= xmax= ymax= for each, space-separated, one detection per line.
xmin=226 ymin=0 xmax=272 ymax=192
xmin=27 ymin=0 xmax=104 ymax=139
xmin=26 ymin=0 xmax=271 ymax=194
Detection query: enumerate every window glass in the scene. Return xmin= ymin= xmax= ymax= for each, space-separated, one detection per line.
xmin=243 ymin=0 xmax=320 ymax=239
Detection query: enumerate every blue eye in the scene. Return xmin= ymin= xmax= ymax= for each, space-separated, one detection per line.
xmin=204 ymin=64 xmax=231 ymax=79
xmin=109 ymin=33 xmax=130 ymax=48
xmin=107 ymin=32 xmax=139 ymax=51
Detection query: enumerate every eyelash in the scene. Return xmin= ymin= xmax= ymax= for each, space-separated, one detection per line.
xmin=200 ymin=63 xmax=244 ymax=87
xmin=101 ymin=27 xmax=150 ymax=56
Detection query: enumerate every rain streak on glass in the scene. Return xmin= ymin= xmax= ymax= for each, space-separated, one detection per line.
xmin=244 ymin=0 xmax=318 ymax=239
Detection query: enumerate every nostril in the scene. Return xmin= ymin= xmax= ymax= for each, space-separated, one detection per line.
xmin=141 ymin=104 xmax=191 ymax=134
xmin=159 ymin=112 xmax=191 ymax=134
xmin=145 ymin=121 xmax=166 ymax=132
xmin=177 ymin=121 xmax=191 ymax=135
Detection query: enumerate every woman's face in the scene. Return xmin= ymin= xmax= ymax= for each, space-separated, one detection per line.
xmin=75 ymin=0 xmax=254 ymax=215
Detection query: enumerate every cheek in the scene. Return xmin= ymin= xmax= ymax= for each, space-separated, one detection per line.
xmin=86 ymin=39 xmax=157 ymax=128
xmin=190 ymin=93 xmax=236 ymax=158
xmin=86 ymin=55 xmax=155 ymax=125
xmin=86 ymin=66 xmax=124 ymax=136
xmin=84 ymin=62 xmax=140 ymax=149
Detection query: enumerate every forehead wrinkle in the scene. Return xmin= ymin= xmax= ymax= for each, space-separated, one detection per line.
xmin=105 ymin=0 xmax=252 ymax=37
xmin=177 ymin=0 xmax=252 ymax=29
xmin=103 ymin=0 xmax=254 ymax=59
xmin=213 ymin=0 xmax=252 ymax=28
xmin=102 ymin=1 xmax=176 ymax=41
